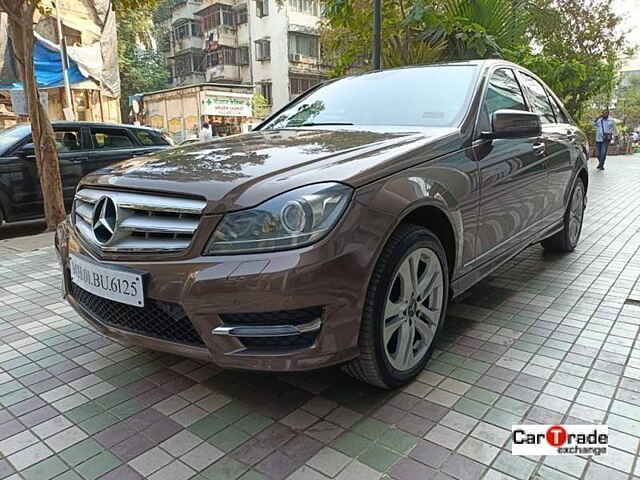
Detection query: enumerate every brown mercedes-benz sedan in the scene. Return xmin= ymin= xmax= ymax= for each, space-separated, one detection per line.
xmin=56 ymin=60 xmax=588 ymax=388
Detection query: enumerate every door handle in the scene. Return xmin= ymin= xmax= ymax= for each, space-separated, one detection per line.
xmin=69 ymin=157 xmax=88 ymax=163
xmin=532 ymin=142 xmax=546 ymax=156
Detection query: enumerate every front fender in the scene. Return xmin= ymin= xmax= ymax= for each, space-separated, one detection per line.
xmin=354 ymin=147 xmax=479 ymax=278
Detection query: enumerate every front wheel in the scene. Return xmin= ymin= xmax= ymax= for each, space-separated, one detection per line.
xmin=541 ymin=178 xmax=585 ymax=253
xmin=343 ymin=225 xmax=449 ymax=389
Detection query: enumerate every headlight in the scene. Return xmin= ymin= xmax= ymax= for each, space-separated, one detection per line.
xmin=204 ymin=182 xmax=353 ymax=255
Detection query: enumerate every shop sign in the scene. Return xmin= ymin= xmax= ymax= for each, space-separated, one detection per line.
xmin=202 ymin=92 xmax=252 ymax=117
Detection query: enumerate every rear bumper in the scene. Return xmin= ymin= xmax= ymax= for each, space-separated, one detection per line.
xmin=55 ymin=212 xmax=379 ymax=371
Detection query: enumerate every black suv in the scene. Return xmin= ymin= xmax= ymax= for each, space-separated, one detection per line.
xmin=0 ymin=121 xmax=171 ymax=224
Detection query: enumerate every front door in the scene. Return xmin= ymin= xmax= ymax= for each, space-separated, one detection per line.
xmin=7 ymin=126 xmax=88 ymax=219
xmin=473 ymin=67 xmax=548 ymax=260
xmin=86 ymin=127 xmax=140 ymax=175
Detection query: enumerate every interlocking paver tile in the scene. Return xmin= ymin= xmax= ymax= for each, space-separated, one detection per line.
xmin=306 ymin=447 xmax=350 ymax=477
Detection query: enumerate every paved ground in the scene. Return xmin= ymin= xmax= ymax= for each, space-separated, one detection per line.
xmin=0 ymin=155 xmax=640 ymax=480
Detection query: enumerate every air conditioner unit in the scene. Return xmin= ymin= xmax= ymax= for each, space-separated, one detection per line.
xmin=290 ymin=53 xmax=302 ymax=62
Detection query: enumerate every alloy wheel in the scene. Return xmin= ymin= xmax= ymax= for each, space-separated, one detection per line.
xmin=383 ymin=247 xmax=444 ymax=372
xmin=568 ymin=183 xmax=585 ymax=247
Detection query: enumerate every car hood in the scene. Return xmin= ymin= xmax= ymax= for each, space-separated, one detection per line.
xmin=81 ymin=127 xmax=462 ymax=214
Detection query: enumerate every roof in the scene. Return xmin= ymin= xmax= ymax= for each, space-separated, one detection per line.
xmin=14 ymin=121 xmax=160 ymax=131
xmin=141 ymin=82 xmax=254 ymax=97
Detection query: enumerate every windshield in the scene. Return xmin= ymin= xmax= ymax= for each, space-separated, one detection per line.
xmin=262 ymin=65 xmax=478 ymax=130
xmin=0 ymin=124 xmax=30 ymax=152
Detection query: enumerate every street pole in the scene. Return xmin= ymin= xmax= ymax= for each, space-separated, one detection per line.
xmin=54 ymin=1 xmax=74 ymax=120
xmin=372 ymin=0 xmax=381 ymax=70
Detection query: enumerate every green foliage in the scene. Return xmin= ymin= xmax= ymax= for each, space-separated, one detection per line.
xmin=614 ymin=76 xmax=640 ymax=129
xmin=252 ymin=93 xmax=270 ymax=119
xmin=116 ymin=3 xmax=170 ymax=119
xmin=320 ymin=0 xmax=628 ymax=121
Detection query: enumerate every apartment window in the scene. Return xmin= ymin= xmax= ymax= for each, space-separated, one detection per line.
xmin=206 ymin=47 xmax=237 ymax=67
xmin=220 ymin=4 xmax=234 ymax=26
xmin=258 ymin=82 xmax=272 ymax=105
xmin=256 ymin=0 xmax=269 ymax=17
xmin=203 ymin=4 xmax=235 ymax=30
xmin=236 ymin=5 xmax=248 ymax=24
xmin=173 ymin=21 xmax=201 ymax=40
xmin=288 ymin=32 xmax=318 ymax=58
xmin=238 ymin=46 xmax=250 ymax=65
xmin=255 ymin=39 xmax=271 ymax=61
xmin=288 ymin=0 xmax=318 ymax=15
xmin=174 ymin=53 xmax=204 ymax=76
xmin=290 ymin=75 xmax=321 ymax=96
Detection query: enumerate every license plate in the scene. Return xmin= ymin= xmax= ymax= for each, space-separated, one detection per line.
xmin=69 ymin=254 xmax=145 ymax=308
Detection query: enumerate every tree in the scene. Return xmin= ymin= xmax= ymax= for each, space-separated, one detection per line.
xmin=117 ymin=5 xmax=170 ymax=120
xmin=510 ymin=0 xmax=628 ymax=120
xmin=320 ymin=0 xmax=531 ymax=76
xmin=252 ymin=93 xmax=270 ymax=119
xmin=614 ymin=76 xmax=640 ymax=130
xmin=0 ymin=0 xmax=65 ymax=230
xmin=320 ymin=0 xmax=628 ymax=121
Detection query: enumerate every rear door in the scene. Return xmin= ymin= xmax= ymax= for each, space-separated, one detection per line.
xmin=86 ymin=126 xmax=140 ymax=175
xmin=52 ymin=126 xmax=89 ymax=208
xmin=473 ymin=67 xmax=548 ymax=259
xmin=516 ymin=72 xmax=572 ymax=222
xmin=130 ymin=128 xmax=171 ymax=156
xmin=546 ymin=92 xmax=578 ymax=220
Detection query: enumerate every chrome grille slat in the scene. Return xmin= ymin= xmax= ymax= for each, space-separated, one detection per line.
xmin=119 ymin=215 xmax=199 ymax=234
xmin=76 ymin=188 xmax=206 ymax=215
xmin=73 ymin=188 xmax=205 ymax=253
xmin=75 ymin=202 xmax=93 ymax=224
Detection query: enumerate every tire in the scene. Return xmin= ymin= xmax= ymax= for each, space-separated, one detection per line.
xmin=343 ymin=224 xmax=450 ymax=389
xmin=541 ymin=178 xmax=585 ymax=253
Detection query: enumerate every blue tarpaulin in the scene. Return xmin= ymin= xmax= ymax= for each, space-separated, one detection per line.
xmin=0 ymin=36 xmax=88 ymax=90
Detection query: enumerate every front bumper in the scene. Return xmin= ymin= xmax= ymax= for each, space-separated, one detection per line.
xmin=55 ymin=214 xmax=378 ymax=371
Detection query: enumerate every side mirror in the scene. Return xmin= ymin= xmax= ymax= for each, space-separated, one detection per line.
xmin=483 ymin=109 xmax=542 ymax=139
xmin=18 ymin=143 xmax=36 ymax=158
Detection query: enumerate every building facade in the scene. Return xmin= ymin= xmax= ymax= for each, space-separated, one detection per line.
xmin=161 ymin=0 xmax=326 ymax=113
xmin=0 ymin=0 xmax=121 ymax=124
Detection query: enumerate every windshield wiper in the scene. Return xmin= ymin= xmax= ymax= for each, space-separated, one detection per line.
xmin=290 ymin=122 xmax=354 ymax=127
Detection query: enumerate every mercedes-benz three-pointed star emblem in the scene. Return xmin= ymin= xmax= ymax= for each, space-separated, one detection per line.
xmin=92 ymin=196 xmax=118 ymax=245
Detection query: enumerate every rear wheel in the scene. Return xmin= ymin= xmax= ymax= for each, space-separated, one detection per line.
xmin=343 ymin=224 xmax=449 ymax=389
xmin=541 ymin=179 xmax=585 ymax=253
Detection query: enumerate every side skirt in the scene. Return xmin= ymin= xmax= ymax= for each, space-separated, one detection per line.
xmin=450 ymin=219 xmax=564 ymax=299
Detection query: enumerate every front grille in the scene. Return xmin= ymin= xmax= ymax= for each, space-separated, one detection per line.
xmin=73 ymin=188 xmax=206 ymax=253
xmin=70 ymin=283 xmax=205 ymax=347
xmin=241 ymin=332 xmax=318 ymax=350
xmin=219 ymin=306 xmax=322 ymax=326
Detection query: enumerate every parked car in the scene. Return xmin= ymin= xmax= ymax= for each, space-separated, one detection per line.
xmin=55 ymin=61 xmax=588 ymax=388
xmin=0 ymin=121 xmax=171 ymax=224
xmin=178 ymin=136 xmax=200 ymax=146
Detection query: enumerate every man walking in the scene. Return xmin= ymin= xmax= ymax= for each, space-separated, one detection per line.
xmin=594 ymin=109 xmax=616 ymax=170
xmin=199 ymin=121 xmax=213 ymax=142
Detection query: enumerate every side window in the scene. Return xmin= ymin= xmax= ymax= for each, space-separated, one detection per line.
xmin=53 ymin=129 xmax=82 ymax=153
xmin=90 ymin=128 xmax=134 ymax=150
xmin=134 ymin=130 xmax=169 ymax=146
xmin=549 ymin=94 xmax=570 ymax=124
xmin=478 ymin=68 xmax=527 ymax=133
xmin=519 ymin=74 xmax=556 ymax=124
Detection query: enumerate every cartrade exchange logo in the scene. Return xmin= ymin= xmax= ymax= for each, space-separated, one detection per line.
xmin=512 ymin=425 xmax=607 ymax=456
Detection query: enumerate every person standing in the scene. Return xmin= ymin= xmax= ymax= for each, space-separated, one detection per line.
xmin=199 ymin=121 xmax=213 ymax=142
xmin=594 ymin=109 xmax=616 ymax=170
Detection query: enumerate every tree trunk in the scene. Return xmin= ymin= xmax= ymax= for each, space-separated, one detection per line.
xmin=8 ymin=10 xmax=66 ymax=231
